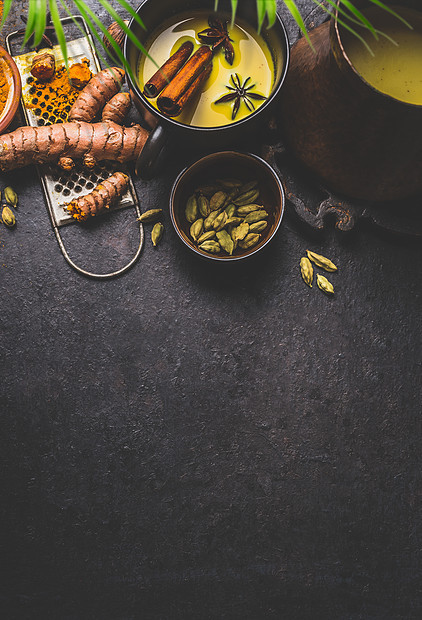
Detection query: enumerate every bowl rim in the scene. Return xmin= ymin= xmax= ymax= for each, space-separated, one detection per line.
xmin=0 ymin=46 xmax=22 ymax=134
xmin=124 ymin=0 xmax=290 ymax=133
xmin=169 ymin=150 xmax=285 ymax=262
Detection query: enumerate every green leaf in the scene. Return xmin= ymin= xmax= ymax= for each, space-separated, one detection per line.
xmin=0 ymin=0 xmax=13 ymax=28
xmin=284 ymin=0 xmax=314 ymax=50
xmin=230 ymin=0 xmax=238 ymax=27
xmin=340 ymin=0 xmax=378 ymax=37
xmin=33 ymin=0 xmax=47 ymax=47
xmin=49 ymin=0 xmax=68 ymax=67
xmin=257 ymin=0 xmax=266 ymax=32
xmin=23 ymin=0 xmax=38 ymax=45
xmin=367 ymin=0 xmax=412 ymax=29
xmin=105 ymin=0 xmax=146 ymax=33
xmin=264 ymin=0 xmax=277 ymax=29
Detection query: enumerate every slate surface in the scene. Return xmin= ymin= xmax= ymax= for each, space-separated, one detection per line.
xmin=1 ymin=1 xmax=421 ymax=618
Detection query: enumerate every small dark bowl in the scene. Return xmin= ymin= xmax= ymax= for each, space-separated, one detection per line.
xmin=170 ymin=151 xmax=285 ymax=262
xmin=0 ymin=46 xmax=22 ymax=134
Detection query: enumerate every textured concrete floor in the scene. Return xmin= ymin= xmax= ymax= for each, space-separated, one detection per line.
xmin=1 ymin=2 xmax=422 ymax=618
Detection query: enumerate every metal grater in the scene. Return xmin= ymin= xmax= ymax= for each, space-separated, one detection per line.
xmin=5 ymin=17 xmax=144 ymax=278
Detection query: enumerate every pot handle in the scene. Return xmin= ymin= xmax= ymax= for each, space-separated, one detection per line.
xmin=135 ymin=124 xmax=169 ymax=180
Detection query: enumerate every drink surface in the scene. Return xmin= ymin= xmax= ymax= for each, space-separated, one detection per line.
xmin=138 ymin=11 xmax=276 ymax=127
xmin=342 ymin=5 xmax=422 ymax=105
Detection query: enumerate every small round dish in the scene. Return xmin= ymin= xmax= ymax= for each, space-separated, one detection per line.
xmin=0 ymin=46 xmax=22 ymax=135
xmin=170 ymin=151 xmax=285 ymax=262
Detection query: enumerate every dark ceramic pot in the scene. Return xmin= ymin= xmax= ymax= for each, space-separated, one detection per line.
xmin=124 ymin=0 xmax=289 ymax=179
xmin=279 ymin=0 xmax=422 ymax=202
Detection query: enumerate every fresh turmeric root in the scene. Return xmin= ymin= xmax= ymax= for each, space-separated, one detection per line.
xmin=0 ymin=68 xmax=149 ymax=172
xmin=65 ymin=171 xmax=129 ymax=222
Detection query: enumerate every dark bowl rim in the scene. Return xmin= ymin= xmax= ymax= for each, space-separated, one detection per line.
xmin=169 ymin=150 xmax=285 ymax=262
xmin=124 ymin=0 xmax=290 ymax=133
xmin=0 ymin=46 xmax=22 ymax=134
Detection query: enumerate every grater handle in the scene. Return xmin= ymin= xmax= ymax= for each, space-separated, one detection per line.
xmin=52 ymin=218 xmax=144 ymax=279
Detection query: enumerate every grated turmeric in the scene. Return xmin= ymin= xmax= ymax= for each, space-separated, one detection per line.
xmin=25 ymin=60 xmax=92 ymax=125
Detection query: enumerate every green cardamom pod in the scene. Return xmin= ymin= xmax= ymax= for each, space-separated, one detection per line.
xmin=216 ymin=178 xmax=242 ymax=188
xmin=225 ymin=203 xmax=236 ymax=217
xmin=137 ymin=208 xmax=163 ymax=223
xmin=238 ymin=180 xmax=258 ymax=194
xmin=197 ymin=230 xmax=216 ymax=244
xmin=199 ymin=240 xmax=221 ymax=254
xmin=317 ymin=274 xmax=335 ymax=294
xmin=4 ymin=186 xmax=18 ymax=207
xmin=243 ymin=209 xmax=268 ymax=224
xmin=249 ymin=220 xmax=267 ymax=233
xmin=210 ymin=191 xmax=227 ymax=211
xmin=232 ymin=222 xmax=249 ymax=242
xmin=233 ymin=188 xmax=259 ymax=206
xmin=307 ymin=250 xmax=337 ymax=272
xmin=190 ymin=218 xmax=204 ymax=241
xmin=195 ymin=185 xmax=220 ymax=196
xmin=198 ymin=194 xmax=211 ymax=217
xmin=237 ymin=204 xmax=262 ymax=216
xmin=213 ymin=211 xmax=228 ymax=231
xmin=238 ymin=233 xmax=260 ymax=249
xmin=300 ymin=257 xmax=313 ymax=288
xmin=225 ymin=216 xmax=242 ymax=227
xmin=151 ymin=222 xmax=164 ymax=246
xmin=184 ymin=195 xmax=198 ymax=223
xmin=2 ymin=205 xmax=16 ymax=227
xmin=204 ymin=209 xmax=221 ymax=230
xmin=216 ymin=230 xmax=234 ymax=255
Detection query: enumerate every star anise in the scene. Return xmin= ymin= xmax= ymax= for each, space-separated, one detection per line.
xmin=214 ymin=74 xmax=267 ymax=120
xmin=197 ymin=15 xmax=235 ymax=65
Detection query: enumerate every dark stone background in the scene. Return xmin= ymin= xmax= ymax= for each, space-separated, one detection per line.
xmin=1 ymin=1 xmax=421 ymax=618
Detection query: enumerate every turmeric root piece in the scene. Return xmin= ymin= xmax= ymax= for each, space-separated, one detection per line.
xmin=68 ymin=59 xmax=92 ymax=89
xmin=31 ymin=48 xmax=56 ymax=81
xmin=58 ymin=156 xmax=74 ymax=171
xmin=0 ymin=121 xmax=148 ymax=171
xmin=65 ymin=171 xmax=129 ymax=221
xmin=102 ymin=92 xmax=131 ymax=124
xmin=68 ymin=67 xmax=125 ymax=122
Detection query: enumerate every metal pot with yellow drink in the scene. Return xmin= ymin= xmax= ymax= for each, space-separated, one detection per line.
xmin=124 ymin=0 xmax=289 ymax=179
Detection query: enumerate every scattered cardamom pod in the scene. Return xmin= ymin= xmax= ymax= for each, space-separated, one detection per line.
xmin=198 ymin=194 xmax=211 ymax=217
xmin=317 ymin=274 xmax=335 ymax=295
xmin=197 ymin=230 xmax=216 ymax=244
xmin=151 ymin=222 xmax=164 ymax=247
xmin=238 ymin=233 xmax=260 ymax=249
xmin=307 ymin=250 xmax=337 ymax=272
xmin=249 ymin=220 xmax=268 ymax=233
xmin=199 ymin=240 xmax=221 ymax=253
xmin=185 ymin=195 xmax=198 ymax=223
xmin=137 ymin=208 xmax=163 ymax=223
xmin=190 ymin=218 xmax=204 ymax=241
xmin=4 ymin=186 xmax=18 ymax=208
xmin=216 ymin=230 xmax=234 ymax=255
xmin=210 ymin=191 xmax=227 ymax=211
xmin=2 ymin=205 xmax=16 ymax=227
xmin=243 ymin=209 xmax=268 ymax=224
xmin=300 ymin=257 xmax=313 ymax=288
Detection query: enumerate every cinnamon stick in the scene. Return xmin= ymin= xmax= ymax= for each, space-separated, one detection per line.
xmin=144 ymin=41 xmax=194 ymax=98
xmin=164 ymin=62 xmax=212 ymax=117
xmin=157 ymin=45 xmax=213 ymax=117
